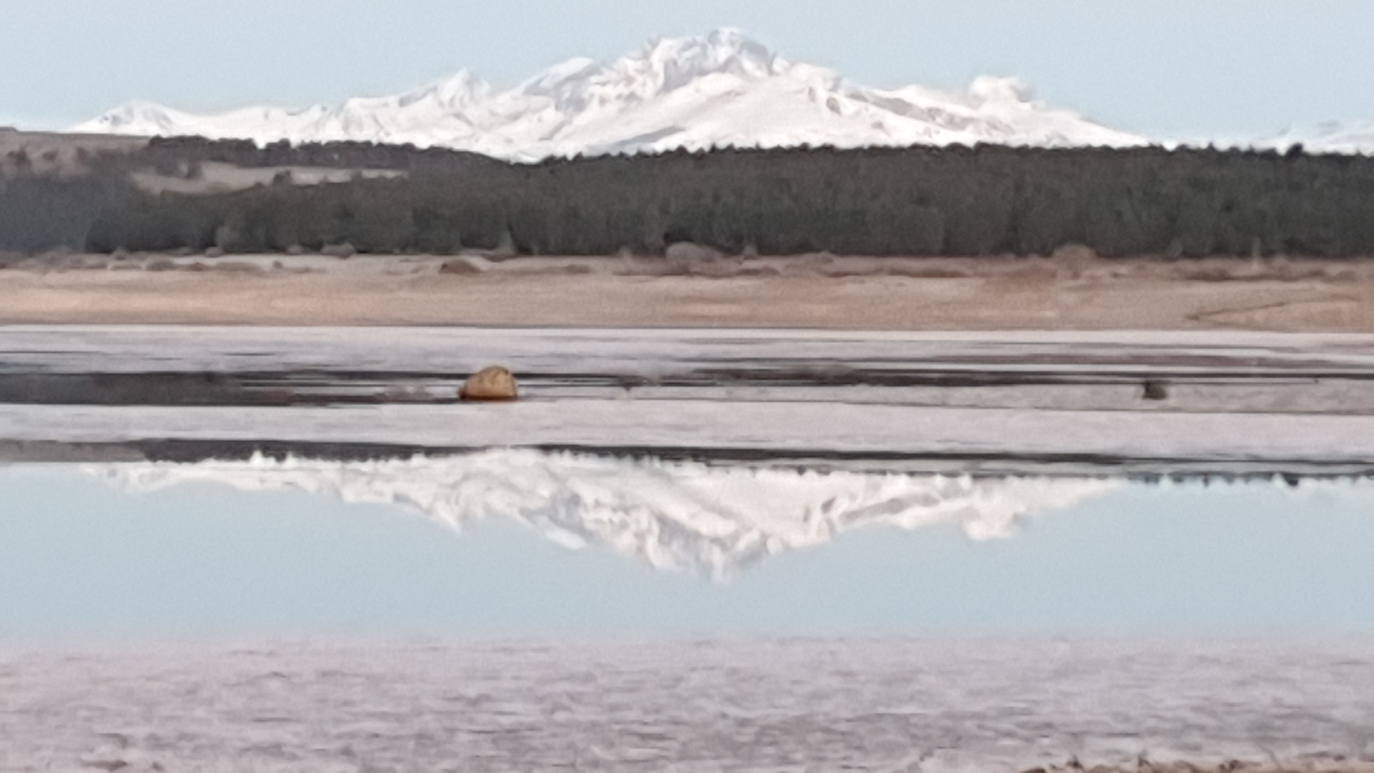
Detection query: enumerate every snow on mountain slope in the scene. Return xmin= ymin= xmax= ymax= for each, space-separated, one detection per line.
xmin=73 ymin=29 xmax=1145 ymax=160
xmin=87 ymin=449 xmax=1120 ymax=579
xmin=1262 ymin=120 xmax=1374 ymax=155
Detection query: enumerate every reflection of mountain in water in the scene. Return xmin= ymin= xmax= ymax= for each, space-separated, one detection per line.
xmin=88 ymin=451 xmax=1120 ymax=578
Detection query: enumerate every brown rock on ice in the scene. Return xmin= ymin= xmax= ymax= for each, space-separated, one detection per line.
xmin=460 ymin=366 xmax=518 ymax=401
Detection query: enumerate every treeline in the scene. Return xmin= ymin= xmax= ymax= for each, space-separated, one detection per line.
xmin=5 ymin=138 xmax=1374 ymax=257
xmin=0 ymin=175 xmax=121 ymax=253
xmin=129 ymin=136 xmax=508 ymax=175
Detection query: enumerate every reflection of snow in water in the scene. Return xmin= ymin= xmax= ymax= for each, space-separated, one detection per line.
xmin=87 ymin=450 xmax=1120 ymax=578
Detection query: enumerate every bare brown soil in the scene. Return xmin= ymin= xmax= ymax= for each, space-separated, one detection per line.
xmin=3 ymin=252 xmax=1374 ymax=330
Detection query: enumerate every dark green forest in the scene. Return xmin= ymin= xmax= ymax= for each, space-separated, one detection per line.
xmin=4 ymin=136 xmax=1374 ymax=258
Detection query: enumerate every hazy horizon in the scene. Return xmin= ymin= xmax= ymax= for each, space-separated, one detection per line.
xmin=5 ymin=0 xmax=1373 ymax=140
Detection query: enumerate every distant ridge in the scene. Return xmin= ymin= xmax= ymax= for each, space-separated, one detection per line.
xmin=73 ymin=28 xmax=1146 ymax=160
xmin=1262 ymin=120 xmax=1374 ymax=155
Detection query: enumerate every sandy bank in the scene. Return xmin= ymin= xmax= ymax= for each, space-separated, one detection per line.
xmin=2 ymin=253 xmax=1374 ymax=330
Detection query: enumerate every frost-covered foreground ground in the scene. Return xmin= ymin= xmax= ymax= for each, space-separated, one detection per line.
xmin=3 ymin=638 xmax=1372 ymax=773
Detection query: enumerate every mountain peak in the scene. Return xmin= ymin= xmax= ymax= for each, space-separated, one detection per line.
xmin=410 ymin=68 xmax=490 ymax=109
xmin=632 ymin=28 xmax=780 ymax=85
xmin=967 ymin=75 xmax=1035 ymax=106
xmin=82 ymin=100 xmax=181 ymax=133
xmin=73 ymin=29 xmax=1148 ymax=158
xmin=645 ymin=27 xmax=776 ymax=65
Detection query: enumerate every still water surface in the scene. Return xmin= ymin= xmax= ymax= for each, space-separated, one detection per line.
xmin=4 ymin=327 xmax=1374 ymax=770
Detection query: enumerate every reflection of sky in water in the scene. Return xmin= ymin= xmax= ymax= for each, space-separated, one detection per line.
xmin=3 ymin=464 xmax=1374 ymax=642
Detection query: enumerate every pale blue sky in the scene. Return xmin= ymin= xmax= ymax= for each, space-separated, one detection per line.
xmin=4 ymin=467 xmax=1374 ymax=644
xmin=3 ymin=0 xmax=1371 ymax=139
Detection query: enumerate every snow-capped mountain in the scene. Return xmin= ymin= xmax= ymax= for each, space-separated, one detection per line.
xmin=86 ymin=450 xmax=1119 ymax=579
xmin=1261 ymin=120 xmax=1374 ymax=155
xmin=73 ymin=29 xmax=1145 ymax=160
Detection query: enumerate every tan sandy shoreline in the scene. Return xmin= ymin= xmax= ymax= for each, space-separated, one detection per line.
xmin=3 ymin=253 xmax=1374 ymax=330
